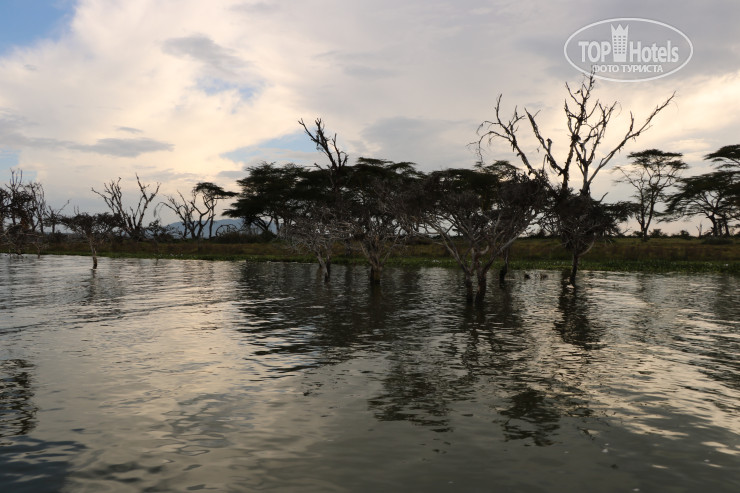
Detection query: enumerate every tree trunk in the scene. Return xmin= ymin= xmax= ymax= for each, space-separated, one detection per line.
xmin=475 ymin=272 xmax=487 ymax=304
xmin=569 ymin=252 xmax=580 ymax=286
xmin=89 ymin=241 xmax=98 ymax=270
xmin=317 ymin=256 xmax=330 ymax=282
xmin=369 ymin=261 xmax=382 ymax=284
xmin=464 ymin=272 xmax=474 ymax=304
xmin=499 ymin=247 xmax=510 ymax=284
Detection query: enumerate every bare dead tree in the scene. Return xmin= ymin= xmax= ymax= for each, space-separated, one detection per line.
xmin=162 ymin=190 xmax=210 ymax=241
xmin=44 ymin=200 xmax=69 ymax=235
xmin=162 ymin=182 xmax=235 ymax=250
xmin=92 ymin=174 xmax=160 ymax=241
xmin=476 ymin=73 xmax=673 ymax=285
xmin=299 ymin=117 xmax=349 ymax=197
xmin=1 ymin=170 xmax=46 ymax=255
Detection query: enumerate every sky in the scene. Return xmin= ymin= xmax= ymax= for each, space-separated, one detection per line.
xmin=0 ymin=0 xmax=738 ymax=233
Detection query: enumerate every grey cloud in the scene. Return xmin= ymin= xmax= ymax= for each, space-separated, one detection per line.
xmin=162 ymin=34 xmax=248 ymax=77
xmin=69 ymin=138 xmax=173 ymax=157
xmin=361 ymin=116 xmax=479 ymax=169
xmin=315 ymin=50 xmax=398 ymax=79
xmin=117 ymin=126 xmax=143 ymax=134
xmin=0 ymin=114 xmax=172 ymax=157
xmin=217 ymin=169 xmax=248 ymax=180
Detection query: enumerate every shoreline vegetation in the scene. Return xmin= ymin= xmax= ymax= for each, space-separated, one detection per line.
xmin=37 ymin=236 xmax=740 ymax=275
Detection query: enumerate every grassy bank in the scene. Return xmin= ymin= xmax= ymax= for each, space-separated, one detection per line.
xmin=39 ymin=236 xmax=740 ymax=274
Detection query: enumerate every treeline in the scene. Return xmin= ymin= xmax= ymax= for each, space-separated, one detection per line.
xmin=225 ymin=76 xmax=738 ymax=300
xmin=0 ymin=171 xmax=237 ymax=268
xmin=1 ymin=75 xmax=739 ymax=302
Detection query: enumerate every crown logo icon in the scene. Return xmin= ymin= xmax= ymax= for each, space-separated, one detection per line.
xmin=611 ymin=24 xmax=629 ymax=62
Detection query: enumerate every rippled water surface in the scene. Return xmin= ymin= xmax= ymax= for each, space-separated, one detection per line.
xmin=1 ymin=255 xmax=739 ymax=492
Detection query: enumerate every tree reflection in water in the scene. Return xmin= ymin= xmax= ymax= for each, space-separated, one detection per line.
xmin=235 ymin=264 xmax=607 ymax=446
xmin=0 ymin=359 xmax=37 ymax=441
xmin=554 ymin=273 xmax=605 ymax=350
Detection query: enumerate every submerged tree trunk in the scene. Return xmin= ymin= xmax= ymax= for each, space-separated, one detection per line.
xmin=369 ymin=260 xmax=382 ymax=284
xmin=475 ymin=272 xmax=488 ymax=304
xmin=569 ymin=252 xmax=580 ymax=287
xmin=317 ymin=255 xmax=331 ymax=282
xmin=464 ymin=271 xmax=474 ymax=304
xmin=89 ymin=240 xmax=98 ymax=269
xmin=499 ymin=246 xmax=510 ymax=284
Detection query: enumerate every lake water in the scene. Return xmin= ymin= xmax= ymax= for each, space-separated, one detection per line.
xmin=1 ymin=255 xmax=739 ymax=492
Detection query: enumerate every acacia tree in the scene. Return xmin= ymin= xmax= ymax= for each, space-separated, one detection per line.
xmin=613 ymin=149 xmax=687 ymax=241
xmin=664 ymin=145 xmax=740 ymax=236
xmin=416 ymin=162 xmax=546 ymax=303
xmin=477 ymin=73 xmax=673 ymax=285
xmin=225 ymin=162 xmax=304 ymax=235
xmin=706 ymin=145 xmax=740 ymax=171
xmin=706 ymin=145 xmax=740 ymax=227
xmin=279 ymin=119 xmax=351 ymax=281
xmin=61 ymin=210 xmax=120 ymax=269
xmin=345 ymin=158 xmax=421 ymax=283
xmin=278 ymin=168 xmax=348 ymax=282
xmin=193 ymin=182 xmax=236 ymax=238
xmin=92 ymin=174 xmax=160 ymax=241
xmin=666 ymin=172 xmax=738 ymax=236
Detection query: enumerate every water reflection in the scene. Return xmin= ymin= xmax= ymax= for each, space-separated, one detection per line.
xmin=0 ymin=359 xmax=37 ymax=440
xmin=1 ymin=257 xmax=740 ymax=492
xmin=554 ymin=276 xmax=604 ymax=350
xmin=500 ymin=387 xmax=560 ymax=446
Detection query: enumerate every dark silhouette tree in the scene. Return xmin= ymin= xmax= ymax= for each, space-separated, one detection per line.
xmin=415 ymin=161 xmax=547 ymax=303
xmin=163 ymin=182 xmax=235 ymax=244
xmin=664 ymin=145 xmax=740 ymax=236
xmin=279 ymin=119 xmax=351 ymax=281
xmin=705 ymin=145 xmax=740 ymax=171
xmin=61 ymin=210 xmax=121 ymax=268
xmin=345 ymin=158 xmax=422 ymax=283
xmin=476 ymin=73 xmax=673 ymax=285
xmin=299 ymin=117 xmax=349 ymax=198
xmin=225 ymin=162 xmax=304 ymax=235
xmin=1 ymin=170 xmax=46 ymax=255
xmin=44 ymin=199 xmax=70 ymax=235
xmin=613 ymin=149 xmax=687 ymax=241
xmin=92 ymin=174 xmax=160 ymax=241
xmin=665 ymin=171 xmax=738 ymax=237
xmin=193 ymin=182 xmax=236 ymax=239
xmin=278 ymin=168 xmax=348 ymax=282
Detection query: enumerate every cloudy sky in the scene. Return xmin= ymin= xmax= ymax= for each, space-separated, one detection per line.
xmin=0 ymin=0 xmax=738 ymax=231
